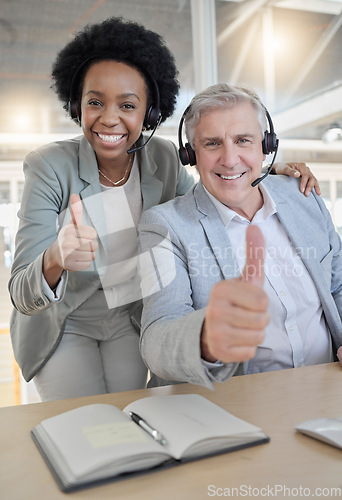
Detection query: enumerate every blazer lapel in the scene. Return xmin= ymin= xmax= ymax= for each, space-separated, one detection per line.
xmin=139 ymin=142 xmax=163 ymax=211
xmin=271 ymin=186 xmax=320 ymax=276
xmin=194 ymin=183 xmax=240 ymax=280
xmin=77 ymin=137 xmax=108 ymax=255
xmin=267 ymin=180 xmax=330 ymax=296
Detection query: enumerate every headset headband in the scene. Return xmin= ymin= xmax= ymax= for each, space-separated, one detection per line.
xmin=178 ymin=103 xmax=278 ymax=166
xmin=68 ymin=57 xmax=161 ymax=130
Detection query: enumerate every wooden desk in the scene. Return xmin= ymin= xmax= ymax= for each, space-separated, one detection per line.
xmin=1 ymin=363 xmax=342 ymax=499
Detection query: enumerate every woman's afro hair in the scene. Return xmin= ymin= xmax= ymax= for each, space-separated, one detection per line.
xmin=51 ymin=17 xmax=180 ymax=123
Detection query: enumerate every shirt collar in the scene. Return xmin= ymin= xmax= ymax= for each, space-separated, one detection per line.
xmin=203 ymin=182 xmax=277 ymax=228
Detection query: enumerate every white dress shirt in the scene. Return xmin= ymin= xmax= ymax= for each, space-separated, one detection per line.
xmin=205 ymin=184 xmax=333 ymax=374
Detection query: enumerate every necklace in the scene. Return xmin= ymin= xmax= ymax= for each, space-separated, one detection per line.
xmin=98 ymin=156 xmax=133 ymax=186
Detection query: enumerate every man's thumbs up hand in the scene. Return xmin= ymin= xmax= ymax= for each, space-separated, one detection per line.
xmin=241 ymin=225 xmax=265 ymax=287
xmin=201 ymin=225 xmax=269 ymax=364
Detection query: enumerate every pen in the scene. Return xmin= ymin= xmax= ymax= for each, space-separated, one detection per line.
xmin=129 ymin=411 xmax=168 ymax=446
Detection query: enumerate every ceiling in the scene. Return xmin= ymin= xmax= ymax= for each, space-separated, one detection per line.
xmin=1 ymin=0 xmax=342 ymax=162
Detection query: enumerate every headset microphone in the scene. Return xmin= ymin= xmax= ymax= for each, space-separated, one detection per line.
xmin=127 ymin=115 xmax=162 ymax=154
xmin=251 ymin=138 xmax=279 ymax=187
xmin=251 ymin=108 xmax=279 ymax=187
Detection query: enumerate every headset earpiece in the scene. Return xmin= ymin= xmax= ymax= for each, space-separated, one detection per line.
xmin=68 ymin=58 xmax=91 ymax=125
xmin=252 ymin=107 xmax=279 ymax=187
xmin=69 ymin=100 xmax=80 ymax=123
xmin=179 ymin=142 xmax=197 ymax=166
xmin=143 ymin=74 xmax=161 ymax=130
xmin=144 ymin=102 xmax=160 ymax=130
xmin=178 ymin=107 xmax=197 ymax=166
xmin=262 ymin=109 xmax=277 ymax=155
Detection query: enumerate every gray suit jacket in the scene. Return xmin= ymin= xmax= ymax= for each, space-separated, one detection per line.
xmin=9 ymin=134 xmax=195 ymax=381
xmin=138 ymin=177 xmax=342 ymax=389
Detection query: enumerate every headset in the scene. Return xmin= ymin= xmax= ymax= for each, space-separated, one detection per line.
xmin=178 ymin=104 xmax=279 ymax=186
xmin=177 ymin=106 xmax=197 ymax=167
xmin=68 ymin=57 xmax=162 ymax=132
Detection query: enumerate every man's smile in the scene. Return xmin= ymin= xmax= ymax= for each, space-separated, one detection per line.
xmin=216 ymin=172 xmax=245 ymax=180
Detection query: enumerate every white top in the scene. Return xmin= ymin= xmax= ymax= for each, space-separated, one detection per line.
xmin=96 ymin=157 xmax=143 ymax=309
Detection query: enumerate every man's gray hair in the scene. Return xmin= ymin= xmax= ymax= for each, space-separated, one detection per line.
xmin=184 ymin=83 xmax=268 ymax=148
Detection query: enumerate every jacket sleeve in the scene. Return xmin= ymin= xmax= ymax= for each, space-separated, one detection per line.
xmin=8 ymin=150 xmax=69 ymax=315
xmin=315 ymin=192 xmax=342 ymax=320
xmin=138 ymin=206 xmax=236 ymax=389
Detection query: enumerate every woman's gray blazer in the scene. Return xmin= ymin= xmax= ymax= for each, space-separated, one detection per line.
xmin=9 ymin=134 xmax=195 ymax=381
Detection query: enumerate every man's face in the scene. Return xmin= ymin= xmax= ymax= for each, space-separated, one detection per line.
xmin=194 ymin=102 xmax=266 ymax=220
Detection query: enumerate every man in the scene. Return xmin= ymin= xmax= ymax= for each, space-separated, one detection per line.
xmin=138 ymin=83 xmax=342 ymax=389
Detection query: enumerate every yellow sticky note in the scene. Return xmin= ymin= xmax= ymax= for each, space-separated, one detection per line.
xmin=83 ymin=421 xmax=148 ymax=449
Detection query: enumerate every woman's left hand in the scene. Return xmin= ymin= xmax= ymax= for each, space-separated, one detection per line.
xmin=337 ymin=346 xmax=342 ymax=367
xmin=273 ymin=162 xmax=321 ymax=197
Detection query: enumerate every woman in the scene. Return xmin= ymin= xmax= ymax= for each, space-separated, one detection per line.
xmin=9 ymin=17 xmax=319 ymax=401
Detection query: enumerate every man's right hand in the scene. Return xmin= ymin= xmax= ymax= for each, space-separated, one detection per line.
xmin=201 ymin=225 xmax=269 ymax=364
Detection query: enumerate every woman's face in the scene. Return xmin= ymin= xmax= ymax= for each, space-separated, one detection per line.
xmin=80 ymin=60 xmax=148 ymax=169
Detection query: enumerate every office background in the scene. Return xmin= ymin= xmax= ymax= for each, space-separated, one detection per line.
xmin=1 ymin=0 xmax=342 ymax=405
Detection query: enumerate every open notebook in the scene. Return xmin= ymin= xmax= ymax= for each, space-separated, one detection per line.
xmin=31 ymin=394 xmax=269 ymax=491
